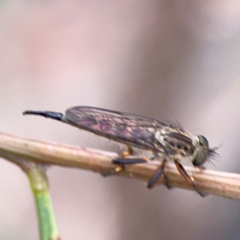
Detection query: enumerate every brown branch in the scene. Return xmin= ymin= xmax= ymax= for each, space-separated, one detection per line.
xmin=0 ymin=132 xmax=239 ymax=199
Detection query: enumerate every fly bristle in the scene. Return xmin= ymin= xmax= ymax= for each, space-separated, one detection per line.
xmin=207 ymin=146 xmax=220 ymax=166
xmin=209 ymin=145 xmax=221 ymax=158
xmin=165 ymin=120 xmax=186 ymax=133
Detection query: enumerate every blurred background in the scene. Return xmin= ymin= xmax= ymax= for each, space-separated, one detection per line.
xmin=0 ymin=1 xmax=240 ymax=239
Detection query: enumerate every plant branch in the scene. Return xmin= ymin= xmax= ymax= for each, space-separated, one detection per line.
xmin=0 ymin=132 xmax=239 ymax=200
xmin=27 ymin=166 xmax=60 ymax=240
xmin=0 ymin=133 xmax=60 ymax=240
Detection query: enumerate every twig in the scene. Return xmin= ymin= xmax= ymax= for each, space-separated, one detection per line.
xmin=0 ymin=133 xmax=60 ymax=240
xmin=27 ymin=166 xmax=60 ymax=240
xmin=0 ymin=132 xmax=239 ymax=200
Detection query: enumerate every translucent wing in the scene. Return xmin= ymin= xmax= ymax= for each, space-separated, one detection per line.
xmin=65 ymin=106 xmax=168 ymax=153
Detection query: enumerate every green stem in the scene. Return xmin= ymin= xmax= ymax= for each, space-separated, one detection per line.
xmin=26 ymin=166 xmax=60 ymax=240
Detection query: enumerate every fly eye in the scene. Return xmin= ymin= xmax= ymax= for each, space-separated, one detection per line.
xmin=192 ymin=148 xmax=208 ymax=166
xmin=197 ymin=135 xmax=209 ymax=148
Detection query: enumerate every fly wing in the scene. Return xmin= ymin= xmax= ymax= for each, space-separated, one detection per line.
xmin=65 ymin=106 xmax=167 ymax=153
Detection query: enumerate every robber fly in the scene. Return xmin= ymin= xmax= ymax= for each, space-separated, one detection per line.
xmin=23 ymin=106 xmax=217 ymax=196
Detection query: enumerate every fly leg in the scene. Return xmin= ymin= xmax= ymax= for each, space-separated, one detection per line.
xmin=147 ymin=159 xmax=170 ymax=189
xmin=174 ymin=160 xmax=206 ymax=197
xmin=113 ymin=145 xmax=149 ymax=169
xmin=121 ymin=145 xmax=133 ymax=158
xmin=103 ymin=146 xmax=148 ymax=177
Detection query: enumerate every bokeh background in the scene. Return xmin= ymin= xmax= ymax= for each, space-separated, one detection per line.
xmin=1 ymin=1 xmax=240 ymax=239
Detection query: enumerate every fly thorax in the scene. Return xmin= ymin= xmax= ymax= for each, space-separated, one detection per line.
xmin=155 ymin=130 xmax=194 ymax=159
